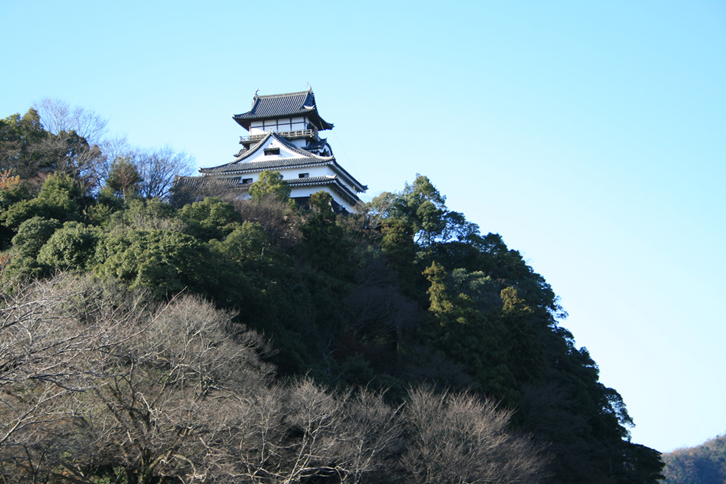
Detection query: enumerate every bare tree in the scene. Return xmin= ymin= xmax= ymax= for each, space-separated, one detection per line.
xmin=215 ymin=380 xmax=402 ymax=484
xmin=66 ymin=295 xmax=273 ymax=484
xmin=0 ymin=275 xmax=547 ymax=484
xmin=136 ymin=146 xmax=196 ymax=200
xmin=26 ymin=99 xmax=110 ymax=192
xmin=232 ymin=196 xmax=303 ymax=250
xmin=400 ymin=387 xmax=548 ymax=484
xmin=33 ymin=99 xmax=108 ymax=145
xmin=102 ymin=144 xmax=196 ymax=200
xmin=338 ymin=389 xmax=404 ymax=483
xmin=33 ymin=100 xmax=195 ymax=198
xmin=0 ymin=274 xmax=146 ymax=482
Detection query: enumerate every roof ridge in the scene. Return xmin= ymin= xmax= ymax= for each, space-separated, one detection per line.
xmin=255 ymin=90 xmax=310 ymax=99
xmin=268 ymin=132 xmax=334 ymax=160
xmin=233 ymin=132 xmax=274 ymax=162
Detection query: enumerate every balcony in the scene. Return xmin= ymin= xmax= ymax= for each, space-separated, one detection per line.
xmin=240 ymin=128 xmax=319 ymax=145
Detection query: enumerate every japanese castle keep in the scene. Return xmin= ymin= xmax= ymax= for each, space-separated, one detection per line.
xmin=175 ymin=88 xmax=367 ymax=213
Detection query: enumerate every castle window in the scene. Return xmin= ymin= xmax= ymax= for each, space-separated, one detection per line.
xmin=299 ymin=173 xmax=310 ymax=178
xmin=242 ymin=178 xmax=253 ymax=184
xmin=264 ymin=147 xmax=280 ymax=155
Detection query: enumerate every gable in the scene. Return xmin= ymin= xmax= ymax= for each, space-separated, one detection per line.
xmin=243 ymin=136 xmax=309 ymax=163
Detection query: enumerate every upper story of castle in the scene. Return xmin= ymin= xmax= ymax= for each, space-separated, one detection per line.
xmin=233 ymin=88 xmax=334 ymax=156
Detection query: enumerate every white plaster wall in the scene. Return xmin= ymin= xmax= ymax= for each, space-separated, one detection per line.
xmin=246 ymin=155 xmax=361 ymax=197
xmin=244 ymin=137 xmax=317 ymax=162
xmin=234 ymin=165 xmax=335 ymax=185
xmin=277 ymin=165 xmax=333 ymax=179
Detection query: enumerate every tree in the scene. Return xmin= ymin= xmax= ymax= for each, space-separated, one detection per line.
xmin=33 ymin=98 xmax=108 ymax=145
xmin=36 ymin=222 xmax=102 ymax=272
xmin=0 ymin=274 xmax=139 ymax=482
xmin=662 ymin=435 xmax=726 ymax=484
xmin=10 ymin=216 xmax=61 ymax=259
xmin=72 ymin=295 xmax=273 ymax=484
xmin=105 ymin=156 xmax=142 ymax=200
xmin=301 ymin=191 xmax=356 ymax=280
xmin=94 ymin=229 xmax=218 ymax=297
xmin=400 ymin=386 xmax=547 ymax=484
xmin=249 ymin=170 xmax=291 ymax=202
xmin=1 ymin=173 xmax=86 ymax=230
xmin=0 ymin=109 xmax=49 ymax=179
xmin=0 ymin=102 xmax=107 ymax=192
xmin=177 ymin=196 xmax=242 ymax=241
xmin=135 ymin=146 xmax=196 ymax=199
xmin=367 ymin=174 xmax=481 ymax=249
xmin=0 ymin=276 xmax=403 ymax=484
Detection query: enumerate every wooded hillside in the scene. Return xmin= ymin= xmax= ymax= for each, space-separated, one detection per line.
xmin=661 ymin=435 xmax=726 ymax=484
xmin=0 ymin=105 xmax=664 ymax=483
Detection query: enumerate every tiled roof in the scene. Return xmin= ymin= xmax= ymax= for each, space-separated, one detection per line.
xmin=242 ymin=91 xmax=311 ymax=118
xmin=265 ymin=132 xmax=333 ymax=160
xmin=304 ymin=138 xmax=334 ymax=155
xmin=174 ymin=174 xmax=362 ymax=208
xmin=173 ymin=176 xmax=241 ymax=189
xmin=203 ymin=157 xmax=331 ymax=174
xmin=200 ymin=132 xmax=334 ymax=172
xmin=233 ymin=89 xmax=333 ymax=130
xmin=201 ymin=133 xmax=366 ymax=197
xmin=199 ymin=132 xmax=367 ymax=193
xmin=289 ymin=176 xmax=362 ymax=206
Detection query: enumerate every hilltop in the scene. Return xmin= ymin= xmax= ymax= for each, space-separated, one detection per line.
xmin=0 ymin=104 xmax=665 ymax=483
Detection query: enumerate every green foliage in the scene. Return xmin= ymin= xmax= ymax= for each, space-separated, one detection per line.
xmin=94 ymin=229 xmax=218 ymax=297
xmin=423 ymin=262 xmax=522 ymax=404
xmin=248 ymin=170 xmax=291 ymax=202
xmin=11 ymin=216 xmax=61 ymax=259
xmin=301 ymin=192 xmax=356 ymax=281
xmin=369 ymin=175 xmax=481 ymax=249
xmin=367 ymin=174 xmax=663 ymax=483
xmin=475 ymin=232 xmax=563 ymax=317
xmin=308 ymin=190 xmax=334 ymax=214
xmin=662 ymin=435 xmax=726 ymax=484
xmin=1 ymin=173 xmax=86 ymax=229
xmin=178 ymin=196 xmax=242 ymax=241
xmin=0 ymin=120 xmax=667 ymax=484
xmin=0 ymin=107 xmax=101 ymax=188
xmin=105 ymin=197 xmax=179 ymax=232
xmin=212 ymin=221 xmax=268 ymax=265
xmin=381 ymin=219 xmax=420 ymax=299
xmin=85 ymin=186 xmax=125 ymax=226
xmin=37 ymin=222 xmax=102 ymax=271
xmin=0 ymin=109 xmax=47 ymax=178
xmin=106 ymin=156 xmax=142 ymax=200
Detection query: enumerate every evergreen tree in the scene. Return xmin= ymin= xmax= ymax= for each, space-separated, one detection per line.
xmin=248 ymin=170 xmax=291 ymax=202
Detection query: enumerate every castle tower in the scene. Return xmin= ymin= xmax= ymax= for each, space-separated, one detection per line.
xmin=177 ymin=88 xmax=367 ymax=214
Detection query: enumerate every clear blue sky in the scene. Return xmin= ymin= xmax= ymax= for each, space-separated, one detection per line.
xmin=2 ymin=0 xmax=724 ymax=453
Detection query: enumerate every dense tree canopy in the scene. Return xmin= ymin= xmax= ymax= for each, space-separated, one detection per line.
xmin=0 ymin=103 xmax=664 ymax=483
xmin=661 ymin=435 xmax=726 ymax=484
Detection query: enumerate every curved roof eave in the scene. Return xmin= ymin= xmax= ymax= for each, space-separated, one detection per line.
xmin=233 ymin=90 xmax=334 ymax=131
xmin=199 ymin=132 xmax=335 ymax=174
